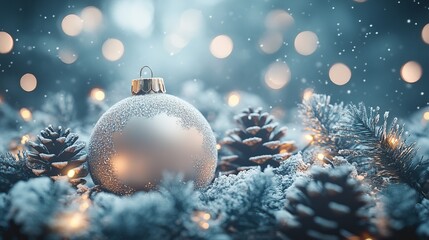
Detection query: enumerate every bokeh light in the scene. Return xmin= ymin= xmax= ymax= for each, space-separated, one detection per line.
xmin=329 ymin=63 xmax=352 ymax=85
xmin=164 ymin=33 xmax=188 ymax=55
xmin=265 ymin=10 xmax=294 ymax=31
xmin=303 ymin=88 xmax=314 ymax=101
xmin=227 ymin=91 xmax=240 ymax=107
xmin=0 ymin=31 xmax=14 ymax=54
xmin=400 ymin=61 xmax=422 ymax=83
xmin=90 ymin=88 xmax=105 ymax=101
xmin=20 ymin=108 xmax=32 ymax=121
xmin=67 ymin=169 xmax=76 ymax=178
xmin=259 ymin=31 xmax=283 ymax=54
xmin=111 ymin=0 xmax=154 ymax=37
xmin=264 ymin=62 xmax=291 ymax=90
xmin=102 ymin=38 xmax=124 ymax=61
xmin=180 ymin=9 xmax=203 ymax=36
xmin=423 ymin=111 xmax=429 ymax=121
xmin=294 ymin=31 xmax=319 ymax=56
xmin=20 ymin=73 xmax=37 ymax=92
xmin=61 ymin=14 xmax=83 ymax=36
xmin=58 ymin=49 xmax=78 ymax=64
xmin=81 ymin=6 xmax=103 ymax=32
xmin=210 ymin=35 xmax=233 ymax=59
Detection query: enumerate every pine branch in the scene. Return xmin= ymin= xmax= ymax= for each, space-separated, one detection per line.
xmin=298 ymin=94 xmax=352 ymax=156
xmin=340 ymin=103 xmax=429 ymax=196
xmin=0 ymin=152 xmax=34 ymax=193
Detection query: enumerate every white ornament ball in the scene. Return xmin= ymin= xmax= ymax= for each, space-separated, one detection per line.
xmin=88 ymin=94 xmax=217 ymax=195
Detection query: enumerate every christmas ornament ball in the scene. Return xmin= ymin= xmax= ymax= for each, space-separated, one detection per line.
xmin=88 ymin=69 xmax=217 ymax=195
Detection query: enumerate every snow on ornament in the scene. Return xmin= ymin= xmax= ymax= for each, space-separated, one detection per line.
xmin=87 ymin=66 xmax=217 ymax=195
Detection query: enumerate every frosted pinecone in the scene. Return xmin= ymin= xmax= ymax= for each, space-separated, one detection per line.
xmin=277 ymin=166 xmax=373 ymax=240
xmin=218 ymin=107 xmax=296 ymax=174
xmin=26 ymin=125 xmax=88 ymax=186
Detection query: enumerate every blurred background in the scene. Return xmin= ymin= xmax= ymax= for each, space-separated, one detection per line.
xmin=0 ymin=0 xmax=428 ymax=153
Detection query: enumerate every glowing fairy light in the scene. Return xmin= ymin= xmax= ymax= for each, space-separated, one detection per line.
xmin=400 ymin=61 xmax=422 ymax=83
xmin=21 ymin=135 xmax=30 ymax=144
xmin=303 ymin=88 xmax=314 ymax=101
xmin=67 ymin=169 xmax=76 ymax=178
xmin=90 ymin=88 xmax=105 ymax=101
xmin=210 ymin=35 xmax=233 ymax=59
xmin=102 ymin=38 xmax=124 ymax=61
xmin=294 ymin=31 xmax=319 ymax=56
xmin=227 ymin=91 xmax=240 ymax=107
xmin=81 ymin=6 xmax=103 ymax=32
xmin=305 ymin=134 xmax=314 ymax=142
xmin=53 ymin=212 xmax=87 ymax=236
xmin=216 ymin=144 xmax=221 ymax=150
xmin=0 ymin=31 xmax=14 ymax=54
xmin=61 ymin=14 xmax=83 ymax=36
xmin=264 ymin=62 xmax=291 ymax=90
xmin=192 ymin=211 xmax=211 ymax=230
xmin=20 ymin=108 xmax=32 ymax=121
xmin=20 ymin=73 xmax=37 ymax=92
xmin=317 ymin=153 xmax=325 ymax=161
xmin=329 ymin=63 xmax=352 ymax=86
xmin=423 ymin=111 xmax=429 ymax=121
xmin=388 ymin=137 xmax=398 ymax=147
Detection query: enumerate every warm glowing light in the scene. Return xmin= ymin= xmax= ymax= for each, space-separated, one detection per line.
xmin=81 ymin=6 xmax=103 ymax=32
xmin=329 ymin=63 xmax=352 ymax=86
xmin=422 ymin=24 xmax=429 ymax=44
xmin=202 ymin=213 xmax=211 ymax=220
xmin=90 ymin=88 xmax=105 ymax=101
xmin=400 ymin=61 xmax=422 ymax=83
xmin=227 ymin=91 xmax=240 ymax=107
xmin=200 ymin=222 xmax=210 ymax=230
xmin=294 ymin=31 xmax=319 ymax=56
xmin=317 ymin=153 xmax=325 ymax=161
xmin=21 ymin=135 xmax=30 ymax=144
xmin=210 ymin=35 xmax=233 ymax=59
xmin=303 ymin=88 xmax=314 ymax=101
xmin=79 ymin=201 xmax=90 ymax=212
xmin=264 ymin=62 xmax=291 ymax=90
xmin=423 ymin=111 xmax=429 ymax=121
xmin=164 ymin=33 xmax=188 ymax=54
xmin=102 ymin=38 xmax=124 ymax=61
xmin=61 ymin=14 xmax=83 ymax=36
xmin=0 ymin=31 xmax=14 ymax=54
xmin=305 ymin=134 xmax=314 ymax=142
xmin=20 ymin=73 xmax=37 ymax=92
xmin=216 ymin=144 xmax=221 ymax=150
xmin=389 ymin=137 xmax=398 ymax=147
xmin=67 ymin=169 xmax=76 ymax=178
xmin=58 ymin=49 xmax=78 ymax=64
xmin=20 ymin=108 xmax=32 ymax=121
xmin=265 ymin=10 xmax=294 ymax=31
xmin=259 ymin=31 xmax=283 ymax=54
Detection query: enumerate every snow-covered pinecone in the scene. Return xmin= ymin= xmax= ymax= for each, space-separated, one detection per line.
xmin=277 ymin=166 xmax=373 ymax=240
xmin=26 ymin=125 xmax=88 ymax=186
xmin=0 ymin=152 xmax=33 ymax=193
xmin=218 ymin=107 xmax=296 ymax=174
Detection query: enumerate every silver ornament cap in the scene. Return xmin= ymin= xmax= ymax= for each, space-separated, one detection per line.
xmin=131 ymin=66 xmax=166 ymax=95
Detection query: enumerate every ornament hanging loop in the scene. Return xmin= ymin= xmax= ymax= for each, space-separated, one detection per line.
xmin=131 ymin=65 xmax=166 ymax=95
xmin=139 ymin=66 xmax=154 ymax=79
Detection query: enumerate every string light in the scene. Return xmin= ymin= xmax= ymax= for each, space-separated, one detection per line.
xmin=303 ymin=88 xmax=314 ymax=101
xmin=90 ymin=88 xmax=105 ymax=101
xmin=317 ymin=153 xmax=325 ymax=161
xmin=67 ymin=169 xmax=76 ymax=178
xmin=388 ymin=137 xmax=398 ymax=147
xmin=20 ymin=108 xmax=32 ymax=121
xmin=216 ymin=144 xmax=221 ymax=150
xmin=227 ymin=91 xmax=240 ymax=107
